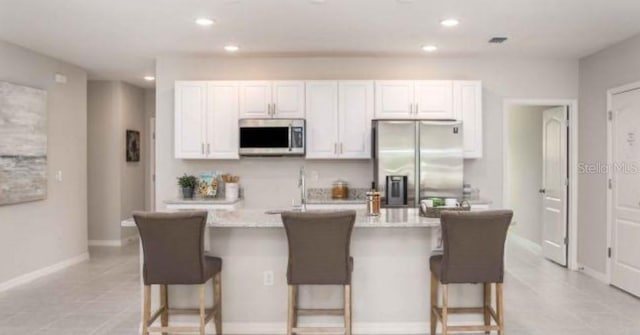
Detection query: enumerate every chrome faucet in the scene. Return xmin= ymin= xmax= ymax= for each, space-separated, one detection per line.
xmin=298 ymin=166 xmax=306 ymax=211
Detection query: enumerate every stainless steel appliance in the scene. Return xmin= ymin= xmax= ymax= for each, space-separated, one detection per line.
xmin=373 ymin=120 xmax=463 ymax=207
xmin=385 ymin=175 xmax=408 ymax=207
xmin=239 ymin=119 xmax=305 ymax=156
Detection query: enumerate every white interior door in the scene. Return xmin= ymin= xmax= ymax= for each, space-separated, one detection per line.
xmin=610 ymin=88 xmax=640 ymax=297
xmin=541 ymin=106 xmax=568 ymax=266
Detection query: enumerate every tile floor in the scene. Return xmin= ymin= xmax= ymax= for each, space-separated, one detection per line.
xmin=0 ymin=240 xmax=638 ymax=334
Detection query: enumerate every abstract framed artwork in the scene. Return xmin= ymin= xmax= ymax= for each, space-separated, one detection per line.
xmin=0 ymin=81 xmax=48 ymax=205
xmin=126 ymin=129 xmax=140 ymax=162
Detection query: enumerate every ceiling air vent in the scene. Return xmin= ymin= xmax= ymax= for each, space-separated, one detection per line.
xmin=489 ymin=37 xmax=508 ymax=44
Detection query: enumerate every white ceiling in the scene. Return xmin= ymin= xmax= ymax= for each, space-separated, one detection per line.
xmin=2 ymin=0 xmax=640 ymax=88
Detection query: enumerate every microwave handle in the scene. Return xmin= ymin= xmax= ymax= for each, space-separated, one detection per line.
xmin=288 ymin=123 xmax=293 ymax=152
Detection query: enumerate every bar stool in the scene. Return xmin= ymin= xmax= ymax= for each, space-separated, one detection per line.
xmin=133 ymin=211 xmax=222 ymax=335
xmin=281 ymin=210 xmax=356 ymax=335
xmin=430 ymin=210 xmax=513 ymax=335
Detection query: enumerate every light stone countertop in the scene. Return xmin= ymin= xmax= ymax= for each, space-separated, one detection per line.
xmin=164 ymin=198 xmax=243 ymax=205
xmin=306 ymin=199 xmax=367 ymax=205
xmin=121 ymin=208 xmax=440 ymax=228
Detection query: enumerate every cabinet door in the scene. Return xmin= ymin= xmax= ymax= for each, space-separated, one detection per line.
xmin=375 ymin=81 xmax=414 ymax=119
xmin=175 ymin=81 xmax=207 ymax=159
xmin=305 ymin=81 xmax=339 ymax=159
xmin=338 ymin=81 xmax=374 ymax=159
xmin=414 ymin=80 xmax=454 ymax=119
xmin=239 ymin=81 xmax=272 ymax=118
xmin=453 ymin=81 xmax=482 ymax=158
xmin=272 ymin=81 xmax=305 ymax=118
xmin=206 ymin=82 xmax=239 ymax=159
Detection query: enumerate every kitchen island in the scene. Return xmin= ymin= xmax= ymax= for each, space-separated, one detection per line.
xmin=122 ymin=208 xmax=484 ymax=334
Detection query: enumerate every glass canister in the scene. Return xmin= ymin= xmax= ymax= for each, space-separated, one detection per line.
xmin=366 ymin=191 xmax=381 ymax=216
xmin=331 ymin=180 xmax=349 ymax=199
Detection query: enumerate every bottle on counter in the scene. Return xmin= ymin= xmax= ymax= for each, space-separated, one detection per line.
xmin=366 ymin=182 xmax=381 ymax=216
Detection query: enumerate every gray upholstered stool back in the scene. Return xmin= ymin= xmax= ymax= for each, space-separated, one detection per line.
xmin=438 ymin=210 xmax=513 ymax=284
xmin=133 ymin=211 xmax=211 ymax=285
xmin=281 ymin=210 xmax=356 ymax=285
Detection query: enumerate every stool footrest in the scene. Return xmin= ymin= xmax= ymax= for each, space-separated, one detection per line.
xmin=297 ymin=308 xmax=345 ymax=316
xmin=292 ymin=326 xmax=346 ymax=335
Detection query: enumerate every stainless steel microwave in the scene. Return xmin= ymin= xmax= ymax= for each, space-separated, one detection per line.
xmin=239 ymin=119 xmax=305 ymax=156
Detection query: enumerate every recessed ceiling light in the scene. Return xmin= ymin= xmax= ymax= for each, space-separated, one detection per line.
xmin=224 ymin=45 xmax=239 ymax=52
xmin=195 ymin=18 xmax=215 ymax=26
xmin=421 ymin=45 xmax=438 ymax=52
xmin=143 ymin=76 xmax=155 ymax=81
xmin=440 ymin=18 xmax=459 ymax=27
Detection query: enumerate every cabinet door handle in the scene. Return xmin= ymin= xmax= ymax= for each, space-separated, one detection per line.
xmin=207 ymin=143 xmax=210 ymax=155
xmin=201 ymin=143 xmax=205 ymax=155
xmin=415 ymin=103 xmax=419 ymax=115
xmin=334 ymin=143 xmax=338 ymax=154
xmin=409 ymin=103 xmax=413 ymax=114
xmin=272 ymin=103 xmax=276 ymax=116
xmin=340 ymin=143 xmax=343 ymax=154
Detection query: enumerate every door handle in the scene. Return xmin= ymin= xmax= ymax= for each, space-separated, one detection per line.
xmin=415 ymin=103 xmax=419 ymax=115
xmin=334 ymin=143 xmax=338 ymax=154
xmin=201 ymin=143 xmax=204 ymax=155
xmin=340 ymin=142 xmax=343 ymax=154
xmin=409 ymin=103 xmax=413 ymax=114
xmin=539 ymin=188 xmax=546 ymax=194
xmin=272 ymin=103 xmax=276 ymax=116
xmin=207 ymin=143 xmax=210 ymax=155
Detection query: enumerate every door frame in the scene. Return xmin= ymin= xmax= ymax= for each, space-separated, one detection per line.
xmin=606 ymin=80 xmax=640 ymax=284
xmin=502 ymin=98 xmax=579 ymax=271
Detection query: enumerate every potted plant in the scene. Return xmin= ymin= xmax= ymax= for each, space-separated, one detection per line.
xmin=177 ymin=174 xmax=198 ymax=199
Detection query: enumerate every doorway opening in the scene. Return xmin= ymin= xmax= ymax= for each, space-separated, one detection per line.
xmin=503 ymin=99 xmax=579 ymax=270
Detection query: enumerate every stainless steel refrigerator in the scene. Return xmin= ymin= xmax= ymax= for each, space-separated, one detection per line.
xmin=373 ymin=120 xmax=464 ymax=207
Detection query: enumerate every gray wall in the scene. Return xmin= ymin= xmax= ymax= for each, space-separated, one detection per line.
xmin=507 ymin=105 xmax=545 ymax=246
xmin=0 ymin=41 xmax=88 ymax=284
xmin=87 ymin=81 xmax=146 ymax=244
xmin=578 ymin=33 xmax=640 ymax=274
xmin=155 ymin=56 xmax=579 ymax=209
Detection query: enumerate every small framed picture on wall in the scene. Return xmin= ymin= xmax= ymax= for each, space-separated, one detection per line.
xmin=126 ymin=130 xmax=140 ymax=162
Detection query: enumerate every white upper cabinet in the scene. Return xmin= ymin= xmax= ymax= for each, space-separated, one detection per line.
xmin=454 ymin=81 xmax=483 ymax=158
xmin=175 ymin=81 xmax=240 ymax=159
xmin=239 ymin=81 xmax=271 ymax=118
xmin=375 ymin=80 xmax=454 ymax=119
xmin=305 ymin=81 xmax=339 ymax=159
xmin=207 ymin=82 xmax=239 ymax=159
xmin=338 ymin=81 xmax=374 ymax=159
xmin=239 ymin=81 xmax=305 ymax=119
xmin=306 ymin=81 xmax=374 ymax=159
xmin=273 ymin=81 xmax=305 ymax=118
xmin=175 ymin=81 xmax=207 ymax=159
xmin=414 ymin=80 xmax=454 ymax=119
xmin=375 ymin=81 xmax=414 ymax=118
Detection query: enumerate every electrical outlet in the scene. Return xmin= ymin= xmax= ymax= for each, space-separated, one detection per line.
xmin=263 ymin=270 xmax=274 ymax=286
xmin=55 ymin=170 xmax=63 ymax=182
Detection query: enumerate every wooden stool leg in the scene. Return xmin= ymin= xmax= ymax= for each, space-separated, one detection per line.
xmin=199 ymin=284 xmax=206 ymax=335
xmin=483 ymin=283 xmax=491 ymax=334
xmin=142 ymin=285 xmax=151 ymax=335
xmin=292 ymin=285 xmax=299 ymax=329
xmin=160 ymin=285 xmax=169 ymax=335
xmin=496 ymin=283 xmax=504 ymax=335
xmin=214 ymin=273 xmax=223 ymax=335
xmin=441 ymin=284 xmax=448 ymax=335
xmin=287 ymin=285 xmax=296 ymax=335
xmin=430 ymin=272 xmax=437 ymax=335
xmin=344 ymin=284 xmax=352 ymax=335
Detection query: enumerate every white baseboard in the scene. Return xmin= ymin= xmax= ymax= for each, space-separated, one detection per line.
xmin=150 ymin=321 xmax=484 ymax=334
xmin=508 ymin=233 xmax=542 ymax=255
xmin=89 ymin=235 xmax=138 ymax=247
xmin=88 ymin=239 xmax=122 ymax=247
xmin=0 ymin=252 xmax=90 ymax=293
xmin=122 ymin=234 xmax=139 ymax=246
xmin=577 ymin=263 xmax=608 ymax=283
